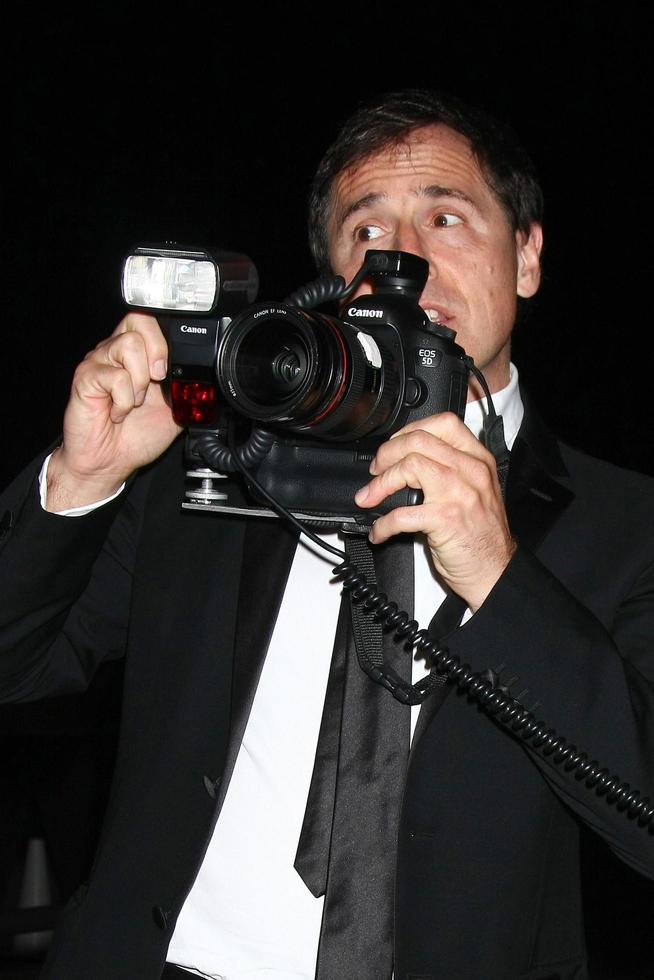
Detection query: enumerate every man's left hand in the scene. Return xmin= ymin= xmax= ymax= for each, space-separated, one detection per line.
xmin=354 ymin=412 xmax=516 ymax=612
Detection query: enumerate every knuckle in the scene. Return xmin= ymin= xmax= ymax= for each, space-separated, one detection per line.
xmin=85 ymin=338 xmax=109 ymax=360
xmin=120 ymin=311 xmax=151 ymax=332
xmin=74 ymin=358 xmax=91 ymax=379
xmin=128 ymin=312 xmax=165 ymax=344
xmin=469 ymin=456 xmax=492 ymax=484
xmin=110 ymin=315 xmax=130 ymax=336
xmin=438 ymin=499 xmax=465 ymax=525
xmin=438 ymin=411 xmax=460 ymax=434
xmin=111 ymin=382 xmax=135 ymax=411
xmin=403 ymin=451 xmax=426 ymax=475
xmin=406 ymin=429 xmax=432 ymax=453
xmin=73 ymin=357 xmax=103 ymax=385
xmin=462 ymin=484 xmax=481 ymax=509
xmin=117 ymin=330 xmax=146 ymax=355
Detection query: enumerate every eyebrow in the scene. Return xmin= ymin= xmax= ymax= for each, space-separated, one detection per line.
xmin=336 ymin=192 xmax=385 ymax=228
xmin=336 ymin=184 xmax=478 ymax=230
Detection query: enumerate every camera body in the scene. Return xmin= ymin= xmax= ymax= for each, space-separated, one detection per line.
xmin=122 ymin=246 xmax=471 ymax=529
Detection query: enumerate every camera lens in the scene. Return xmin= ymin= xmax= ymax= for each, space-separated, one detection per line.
xmin=235 ymin=318 xmax=310 ymax=402
xmin=216 ymin=304 xmax=400 ymax=440
xmin=272 ymin=348 xmax=303 ymax=388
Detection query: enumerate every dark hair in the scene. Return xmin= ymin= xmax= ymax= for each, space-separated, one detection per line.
xmin=308 ymin=87 xmax=544 ymax=273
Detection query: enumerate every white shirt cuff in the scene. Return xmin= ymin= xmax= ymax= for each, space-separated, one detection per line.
xmin=39 ymin=453 xmax=126 ymax=516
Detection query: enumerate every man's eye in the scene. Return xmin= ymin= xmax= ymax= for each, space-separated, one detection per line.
xmin=433 ymin=213 xmax=463 ymax=228
xmin=354 ymin=225 xmax=384 ymax=242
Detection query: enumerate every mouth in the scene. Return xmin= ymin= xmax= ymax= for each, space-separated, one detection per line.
xmin=422 ymin=307 xmax=453 ymax=327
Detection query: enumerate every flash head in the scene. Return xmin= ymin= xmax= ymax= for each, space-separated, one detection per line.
xmin=121 ymin=244 xmax=259 ymax=315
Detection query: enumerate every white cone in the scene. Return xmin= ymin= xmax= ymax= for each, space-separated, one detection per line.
xmin=12 ymin=836 xmax=54 ymax=956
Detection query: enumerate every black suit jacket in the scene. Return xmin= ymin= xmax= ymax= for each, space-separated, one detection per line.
xmin=1 ymin=401 xmax=654 ymax=980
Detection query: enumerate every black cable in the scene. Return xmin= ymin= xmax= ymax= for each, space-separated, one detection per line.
xmin=284 ymin=275 xmax=346 ymax=310
xmin=194 ymin=426 xmax=275 ymax=473
xmin=466 ymin=358 xmax=497 ymax=418
xmin=224 ymin=416 xmax=347 ymax=561
xmin=331 ymin=555 xmax=654 ymax=833
xmin=283 ymin=262 xmax=370 ymax=310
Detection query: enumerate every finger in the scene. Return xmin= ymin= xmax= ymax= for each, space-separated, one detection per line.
xmin=91 ymin=319 xmax=169 ymax=407
xmin=368 ymin=503 xmax=441 ymax=545
xmin=370 ymin=427 xmax=496 ymax=491
xmin=390 ymin=412 xmax=489 ymax=457
xmin=91 ymin=332 xmax=153 ymax=407
xmin=356 ymin=452 xmax=452 ymax=509
xmin=370 ymin=429 xmax=456 ymax=477
xmin=111 ymin=312 xmax=168 ymax=381
xmin=358 ymin=442 xmax=499 ymax=513
xmin=365 ymin=474 xmax=505 ymax=545
xmin=72 ymin=360 xmax=142 ymax=424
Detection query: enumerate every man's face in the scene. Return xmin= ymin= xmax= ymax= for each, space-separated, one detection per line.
xmin=327 ymin=124 xmax=542 ymax=396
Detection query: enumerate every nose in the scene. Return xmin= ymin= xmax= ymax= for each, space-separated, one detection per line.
xmin=391 ymin=223 xmax=433 ymax=275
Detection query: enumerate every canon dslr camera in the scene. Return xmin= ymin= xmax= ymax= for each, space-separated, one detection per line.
xmin=121 ymin=244 xmax=474 ymax=530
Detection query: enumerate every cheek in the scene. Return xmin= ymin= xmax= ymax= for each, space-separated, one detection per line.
xmin=465 ymin=262 xmax=518 ymax=349
xmin=481 ymin=250 xmax=520 ymax=307
xmin=483 ymin=279 xmax=518 ymax=331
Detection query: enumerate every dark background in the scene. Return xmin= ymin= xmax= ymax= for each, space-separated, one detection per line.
xmin=2 ymin=3 xmax=654 ymax=976
xmin=4 ymin=2 xmax=654 ymax=488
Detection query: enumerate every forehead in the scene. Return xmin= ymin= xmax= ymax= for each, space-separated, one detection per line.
xmin=330 ymin=124 xmax=500 ymax=223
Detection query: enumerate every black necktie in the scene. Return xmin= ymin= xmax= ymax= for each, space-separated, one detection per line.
xmin=294 ymin=416 xmax=508 ymax=976
xmin=295 ymin=533 xmax=414 ymax=980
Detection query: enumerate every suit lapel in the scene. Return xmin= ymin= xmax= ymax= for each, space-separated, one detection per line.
xmin=214 ymin=516 xmax=299 ymax=815
xmin=411 ymin=397 xmax=575 ymax=748
xmin=506 ymin=395 xmax=574 ymax=551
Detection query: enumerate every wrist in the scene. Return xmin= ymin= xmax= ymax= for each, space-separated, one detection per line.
xmin=44 ymin=447 xmax=126 ymax=513
xmin=464 ymin=542 xmax=516 ymax=613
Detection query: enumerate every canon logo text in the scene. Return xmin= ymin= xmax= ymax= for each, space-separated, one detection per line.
xmin=347 ymin=307 xmax=383 ymax=319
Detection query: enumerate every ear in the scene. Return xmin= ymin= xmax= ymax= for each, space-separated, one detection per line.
xmin=516 ymin=222 xmax=543 ymax=298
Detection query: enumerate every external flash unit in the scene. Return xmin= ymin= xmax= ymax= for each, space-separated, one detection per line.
xmin=121 ymin=244 xmax=259 ymax=315
xmin=121 ymin=244 xmax=259 ymax=426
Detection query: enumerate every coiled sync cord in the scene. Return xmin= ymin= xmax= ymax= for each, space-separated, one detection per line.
xmin=221 ymin=416 xmax=654 ymax=836
xmin=333 ymin=556 xmax=654 ymax=834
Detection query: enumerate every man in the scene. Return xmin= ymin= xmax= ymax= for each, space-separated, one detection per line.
xmin=1 ymin=88 xmax=653 ymax=980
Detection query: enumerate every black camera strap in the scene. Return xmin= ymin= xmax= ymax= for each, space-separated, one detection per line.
xmin=482 ymin=411 xmax=510 ymax=495
xmin=344 ymin=533 xmax=449 ymax=706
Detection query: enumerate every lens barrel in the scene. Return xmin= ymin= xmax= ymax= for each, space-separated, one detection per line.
xmin=216 ymin=304 xmax=400 ymax=440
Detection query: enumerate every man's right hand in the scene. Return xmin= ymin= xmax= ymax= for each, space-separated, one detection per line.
xmin=45 ymin=313 xmax=183 ymax=512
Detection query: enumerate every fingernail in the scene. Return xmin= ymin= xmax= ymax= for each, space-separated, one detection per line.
xmin=369 ymin=456 xmax=378 ymax=474
xmin=153 ymin=359 xmax=167 ymax=380
xmin=354 ymin=485 xmax=369 ymax=504
xmin=134 ymin=388 xmax=146 ymax=406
